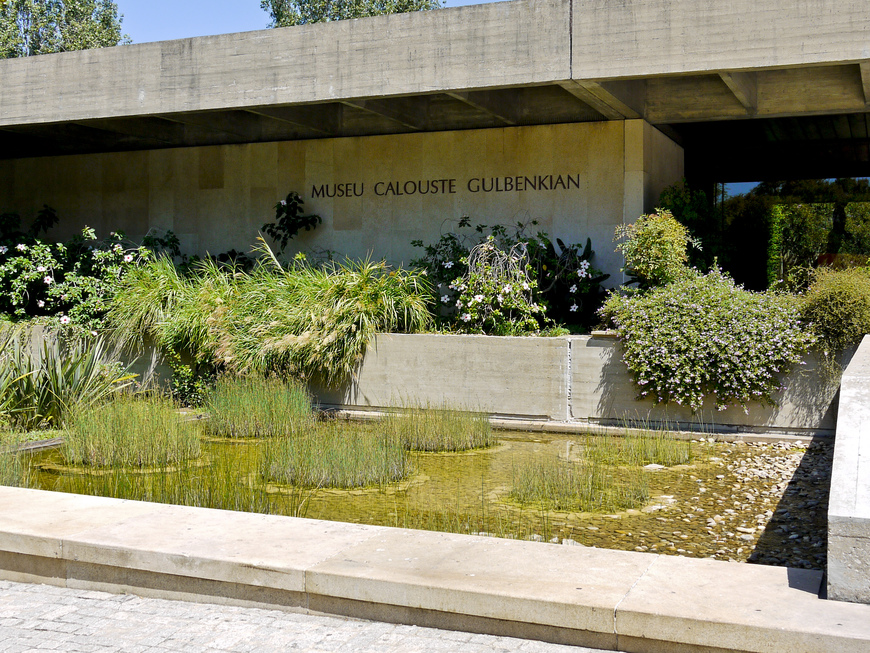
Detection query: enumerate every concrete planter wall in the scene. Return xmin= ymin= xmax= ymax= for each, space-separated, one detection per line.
xmin=313 ymin=333 xmax=840 ymax=436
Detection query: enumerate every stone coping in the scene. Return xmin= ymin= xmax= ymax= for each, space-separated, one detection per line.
xmin=827 ymin=335 xmax=870 ymax=603
xmin=0 ymin=487 xmax=869 ymax=653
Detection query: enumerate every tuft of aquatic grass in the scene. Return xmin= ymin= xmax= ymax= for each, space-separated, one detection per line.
xmin=383 ymin=406 xmax=494 ymax=452
xmin=59 ymin=446 xmax=313 ymax=518
xmin=0 ymin=433 xmax=32 ymax=488
xmin=260 ymin=421 xmax=410 ymax=489
xmin=585 ymin=430 xmax=692 ymax=467
xmin=65 ymin=396 xmax=201 ymax=468
xmin=205 ymin=375 xmax=314 ymax=438
xmin=509 ymin=456 xmax=649 ymax=513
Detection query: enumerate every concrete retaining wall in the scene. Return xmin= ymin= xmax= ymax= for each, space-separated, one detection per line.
xmin=313 ymin=333 xmax=840 ymax=436
xmin=828 ymin=335 xmax=870 ymax=603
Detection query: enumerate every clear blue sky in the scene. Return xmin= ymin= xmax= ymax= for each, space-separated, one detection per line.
xmin=120 ymin=1 xmax=494 ymax=43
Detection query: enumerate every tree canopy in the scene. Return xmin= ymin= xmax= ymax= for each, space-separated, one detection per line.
xmin=261 ymin=0 xmax=442 ymax=28
xmin=0 ymin=0 xmax=127 ymax=58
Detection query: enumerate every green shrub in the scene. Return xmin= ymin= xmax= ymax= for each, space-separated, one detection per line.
xmin=383 ymin=406 xmax=493 ymax=452
xmin=65 ymin=396 xmax=201 ymax=468
xmin=801 ymin=267 xmax=870 ymax=357
xmin=601 ymin=269 xmax=815 ymax=411
xmin=205 ymin=375 xmax=313 ymax=438
xmin=0 ymin=329 xmax=136 ymax=431
xmin=615 ymin=209 xmax=697 ymax=289
xmin=260 ymin=422 xmax=409 ymax=488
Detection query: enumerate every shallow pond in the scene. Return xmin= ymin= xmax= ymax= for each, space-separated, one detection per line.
xmin=28 ymin=429 xmax=830 ymax=571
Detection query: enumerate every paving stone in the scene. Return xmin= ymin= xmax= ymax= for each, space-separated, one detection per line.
xmin=0 ymin=580 xmax=613 ymax=653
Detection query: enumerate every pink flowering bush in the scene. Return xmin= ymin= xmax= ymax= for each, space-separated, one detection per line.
xmin=601 ymin=268 xmax=815 ymax=412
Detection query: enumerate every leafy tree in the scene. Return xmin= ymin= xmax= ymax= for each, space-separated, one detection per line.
xmin=0 ymin=0 xmax=127 ymax=58
xmin=261 ymin=0 xmax=441 ymax=27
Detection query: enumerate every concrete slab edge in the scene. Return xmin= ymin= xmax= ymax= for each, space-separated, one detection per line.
xmin=1 ymin=487 xmax=869 ymax=653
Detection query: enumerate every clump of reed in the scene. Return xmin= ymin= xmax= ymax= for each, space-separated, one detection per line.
xmin=64 ymin=396 xmax=201 ymax=468
xmin=509 ymin=457 xmax=649 ymax=513
xmin=383 ymin=406 xmax=494 ymax=452
xmin=0 ymin=433 xmax=31 ymax=488
xmin=205 ymin=375 xmax=314 ymax=438
xmin=585 ymin=430 xmax=692 ymax=467
xmin=260 ymin=421 xmax=410 ymax=489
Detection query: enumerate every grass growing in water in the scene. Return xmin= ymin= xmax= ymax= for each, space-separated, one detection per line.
xmin=261 ymin=422 xmax=410 ymax=488
xmin=509 ymin=456 xmax=649 ymax=513
xmin=585 ymin=430 xmax=692 ymax=467
xmin=0 ymin=433 xmax=31 ymax=487
xmin=205 ymin=375 xmax=314 ymax=438
xmin=383 ymin=406 xmax=494 ymax=452
xmin=65 ymin=396 xmax=201 ymax=468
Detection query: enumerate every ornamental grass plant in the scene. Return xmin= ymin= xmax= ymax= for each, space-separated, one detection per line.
xmin=383 ymin=405 xmax=494 ymax=452
xmin=205 ymin=375 xmax=313 ymax=438
xmin=0 ymin=329 xmax=136 ymax=431
xmin=0 ymin=433 xmax=30 ymax=488
xmin=260 ymin=421 xmax=410 ymax=489
xmin=65 ymin=396 xmax=201 ymax=468
xmin=108 ymin=242 xmax=431 ymax=387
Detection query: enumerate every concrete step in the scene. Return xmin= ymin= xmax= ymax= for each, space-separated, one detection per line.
xmin=0 ymin=486 xmax=868 ymax=653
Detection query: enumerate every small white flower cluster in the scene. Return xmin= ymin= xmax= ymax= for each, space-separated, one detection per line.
xmin=15 ymin=244 xmax=26 ymax=251
xmin=576 ymin=260 xmax=591 ymax=279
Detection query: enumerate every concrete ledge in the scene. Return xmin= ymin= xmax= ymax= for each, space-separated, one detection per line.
xmin=828 ymin=335 xmax=870 ymax=603
xmin=1 ymin=487 xmax=869 ymax=653
xmin=312 ymin=334 xmax=838 ymax=435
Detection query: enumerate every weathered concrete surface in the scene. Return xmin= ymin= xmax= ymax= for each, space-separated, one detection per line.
xmin=828 ymin=335 xmax=870 ymax=603
xmin=315 ymin=333 xmax=571 ymax=422
xmin=0 ymin=1 xmax=571 ymax=127
xmin=313 ymin=334 xmax=838 ymax=436
xmin=1 ymin=487 xmax=870 ymax=653
xmin=571 ymin=0 xmax=870 ymax=78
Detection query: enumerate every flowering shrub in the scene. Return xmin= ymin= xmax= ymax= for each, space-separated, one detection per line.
xmin=600 ymin=269 xmax=815 ymax=412
xmin=450 ymin=238 xmax=543 ymax=335
xmin=0 ymin=226 xmax=149 ymax=332
xmin=615 ymin=209 xmax=698 ymax=289
xmin=412 ymin=217 xmax=608 ymax=332
xmin=801 ymin=267 xmax=870 ymax=362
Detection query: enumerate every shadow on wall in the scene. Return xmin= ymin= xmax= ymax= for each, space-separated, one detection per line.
xmin=592 ymin=338 xmax=841 ymax=435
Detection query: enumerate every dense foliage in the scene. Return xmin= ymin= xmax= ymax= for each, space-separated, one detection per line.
xmin=108 ymin=242 xmax=432 ymax=386
xmin=261 ymin=0 xmax=441 ymax=27
xmin=614 ymin=208 xmax=696 ymax=290
xmin=0 ymin=0 xmax=126 ymax=58
xmin=801 ymin=267 xmax=870 ymax=360
xmin=601 ymin=269 xmax=815 ymax=412
xmin=412 ymin=217 xmax=609 ymax=332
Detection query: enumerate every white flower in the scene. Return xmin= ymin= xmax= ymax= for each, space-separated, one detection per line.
xmin=43 ymin=276 xmax=53 ymax=285
xmin=497 ymin=295 xmax=503 ymax=303
xmin=502 ymin=284 xmax=512 ymax=293
xmin=0 ymin=246 xmax=7 ymax=254
xmin=280 ymin=199 xmax=287 ymax=206
xmin=473 ymin=294 xmax=485 ymax=303
xmin=124 ymin=254 xmax=134 ymax=263
xmin=522 ymin=282 xmax=530 ymax=291
xmin=461 ymin=313 xmax=472 ymax=322
xmin=59 ymin=315 xmax=70 ymax=325
xmin=37 ymin=265 xmax=46 ymax=272
xmin=440 ymin=295 xmax=450 ymax=303
xmin=15 ymin=244 xmax=26 ymax=251
xmin=443 ymin=261 xmax=454 ymax=269
xmin=569 ymin=304 xmax=579 ymax=312
xmin=569 ymin=284 xmax=577 ymax=293
xmin=456 ymin=300 xmax=463 ymax=309
xmin=37 ymin=300 xmax=45 ymax=308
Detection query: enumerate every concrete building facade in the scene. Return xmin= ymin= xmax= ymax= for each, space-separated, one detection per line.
xmin=1 ymin=0 xmax=868 ymax=277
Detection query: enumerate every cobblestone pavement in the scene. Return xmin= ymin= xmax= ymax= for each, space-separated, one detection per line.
xmin=0 ymin=580 xmax=614 ymax=653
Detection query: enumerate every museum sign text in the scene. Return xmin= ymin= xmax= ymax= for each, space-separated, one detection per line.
xmin=311 ymin=174 xmax=581 ymax=199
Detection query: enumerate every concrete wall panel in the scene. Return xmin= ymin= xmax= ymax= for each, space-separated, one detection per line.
xmin=3 ymin=122 xmax=683 ymax=283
